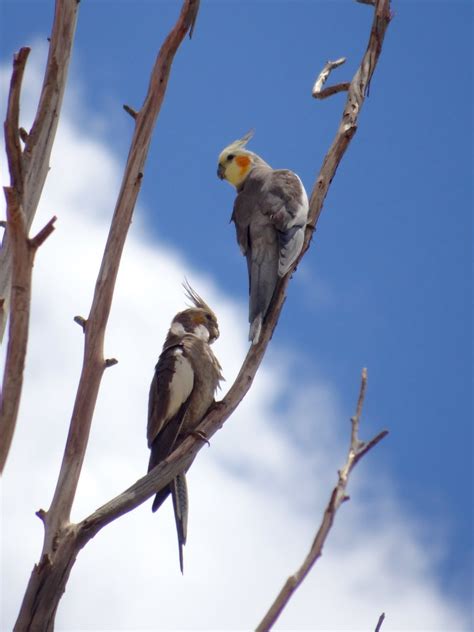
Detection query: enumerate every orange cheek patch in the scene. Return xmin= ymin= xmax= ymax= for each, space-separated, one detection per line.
xmin=236 ymin=155 xmax=251 ymax=175
xmin=192 ymin=313 xmax=205 ymax=325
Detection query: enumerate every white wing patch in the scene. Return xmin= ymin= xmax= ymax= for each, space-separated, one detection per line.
xmin=166 ymin=349 xmax=194 ymax=420
xmin=289 ymin=174 xmax=309 ymax=228
xmin=278 ymin=174 xmax=309 ymax=277
xmin=170 ymin=321 xmax=187 ymax=337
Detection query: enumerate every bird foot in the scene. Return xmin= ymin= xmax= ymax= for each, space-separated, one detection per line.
xmin=189 ymin=430 xmax=210 ymax=446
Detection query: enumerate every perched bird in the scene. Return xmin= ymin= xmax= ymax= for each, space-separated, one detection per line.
xmin=147 ymin=282 xmax=223 ymax=573
xmin=218 ymin=130 xmax=309 ymax=344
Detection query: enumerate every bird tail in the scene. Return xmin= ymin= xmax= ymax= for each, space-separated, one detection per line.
xmin=171 ymin=473 xmax=188 ymax=574
xmin=248 ymin=255 xmax=278 ymax=345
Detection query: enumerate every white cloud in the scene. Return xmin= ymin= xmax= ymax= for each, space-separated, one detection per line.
xmin=1 ymin=45 xmax=470 ymax=631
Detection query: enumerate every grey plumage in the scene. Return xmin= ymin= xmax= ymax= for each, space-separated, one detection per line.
xmin=218 ymin=133 xmax=309 ymax=344
xmin=147 ymin=284 xmax=223 ymax=572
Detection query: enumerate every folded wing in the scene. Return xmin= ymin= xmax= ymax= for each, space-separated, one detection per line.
xmin=147 ymin=343 xmax=194 ymax=511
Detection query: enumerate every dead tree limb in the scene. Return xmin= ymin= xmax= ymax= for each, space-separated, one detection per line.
xmin=0 ymin=188 xmax=56 ymax=473
xmin=13 ymin=1 xmax=200 ymax=630
xmin=255 ymin=370 xmax=389 ymax=631
xmin=312 ymin=57 xmax=350 ymax=99
xmin=0 ymin=0 xmax=79 ymax=478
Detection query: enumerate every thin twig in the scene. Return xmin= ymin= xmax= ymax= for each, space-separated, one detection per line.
xmin=123 ymin=104 xmax=137 ymax=119
xmin=28 ymin=215 xmax=57 ymax=249
xmin=312 ymin=57 xmax=349 ymax=99
xmin=375 ymin=612 xmax=386 ymax=632
xmin=255 ymin=370 xmax=388 ymax=631
xmin=73 ymin=315 xmax=87 ymax=330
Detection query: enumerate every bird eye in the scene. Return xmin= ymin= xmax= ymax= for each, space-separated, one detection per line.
xmin=226 ymin=154 xmax=235 ymax=161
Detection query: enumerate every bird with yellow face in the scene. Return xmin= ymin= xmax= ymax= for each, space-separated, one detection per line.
xmin=218 ymin=131 xmax=309 ymax=344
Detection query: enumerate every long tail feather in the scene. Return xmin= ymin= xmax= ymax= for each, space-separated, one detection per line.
xmin=171 ymin=473 xmax=188 ymax=574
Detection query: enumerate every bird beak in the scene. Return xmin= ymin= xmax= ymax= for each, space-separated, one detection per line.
xmin=217 ymin=163 xmax=225 ymax=180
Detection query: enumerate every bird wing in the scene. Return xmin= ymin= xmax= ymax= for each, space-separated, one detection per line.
xmin=260 ymin=169 xmax=309 ymax=276
xmin=231 ymin=198 xmax=251 ymax=257
xmin=233 ymin=172 xmax=279 ymax=338
xmin=147 ymin=342 xmax=195 ymax=461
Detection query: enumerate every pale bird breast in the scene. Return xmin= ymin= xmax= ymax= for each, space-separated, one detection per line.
xmin=166 ymin=350 xmax=194 ymax=420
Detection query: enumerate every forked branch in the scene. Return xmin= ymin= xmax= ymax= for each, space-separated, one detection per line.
xmin=255 ymin=370 xmax=388 ymax=631
xmin=312 ymin=57 xmax=350 ymax=99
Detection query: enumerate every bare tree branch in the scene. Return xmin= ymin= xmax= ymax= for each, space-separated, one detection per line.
xmin=0 ymin=188 xmax=56 ymax=473
xmin=304 ymin=0 xmax=391 ymax=236
xmin=375 ymin=612 xmax=386 ymax=632
xmin=14 ymin=1 xmax=201 ymax=628
xmin=29 ymin=215 xmax=57 ymax=249
xmin=0 ymin=0 xmax=80 ymax=341
xmin=312 ymin=57 xmax=350 ymax=99
xmin=255 ymin=370 xmax=389 ymax=631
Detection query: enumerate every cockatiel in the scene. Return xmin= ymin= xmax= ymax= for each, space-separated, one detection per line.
xmin=147 ymin=282 xmax=223 ymax=573
xmin=217 ymin=130 xmax=309 ymax=344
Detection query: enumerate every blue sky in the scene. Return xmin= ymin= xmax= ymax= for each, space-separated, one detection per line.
xmin=1 ymin=0 xmax=472 ymax=628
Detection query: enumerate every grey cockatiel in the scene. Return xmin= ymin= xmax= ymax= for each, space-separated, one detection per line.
xmin=147 ymin=282 xmax=223 ymax=573
xmin=217 ymin=130 xmax=309 ymax=344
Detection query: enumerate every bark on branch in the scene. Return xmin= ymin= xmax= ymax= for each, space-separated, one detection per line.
xmin=255 ymin=370 xmax=389 ymax=631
